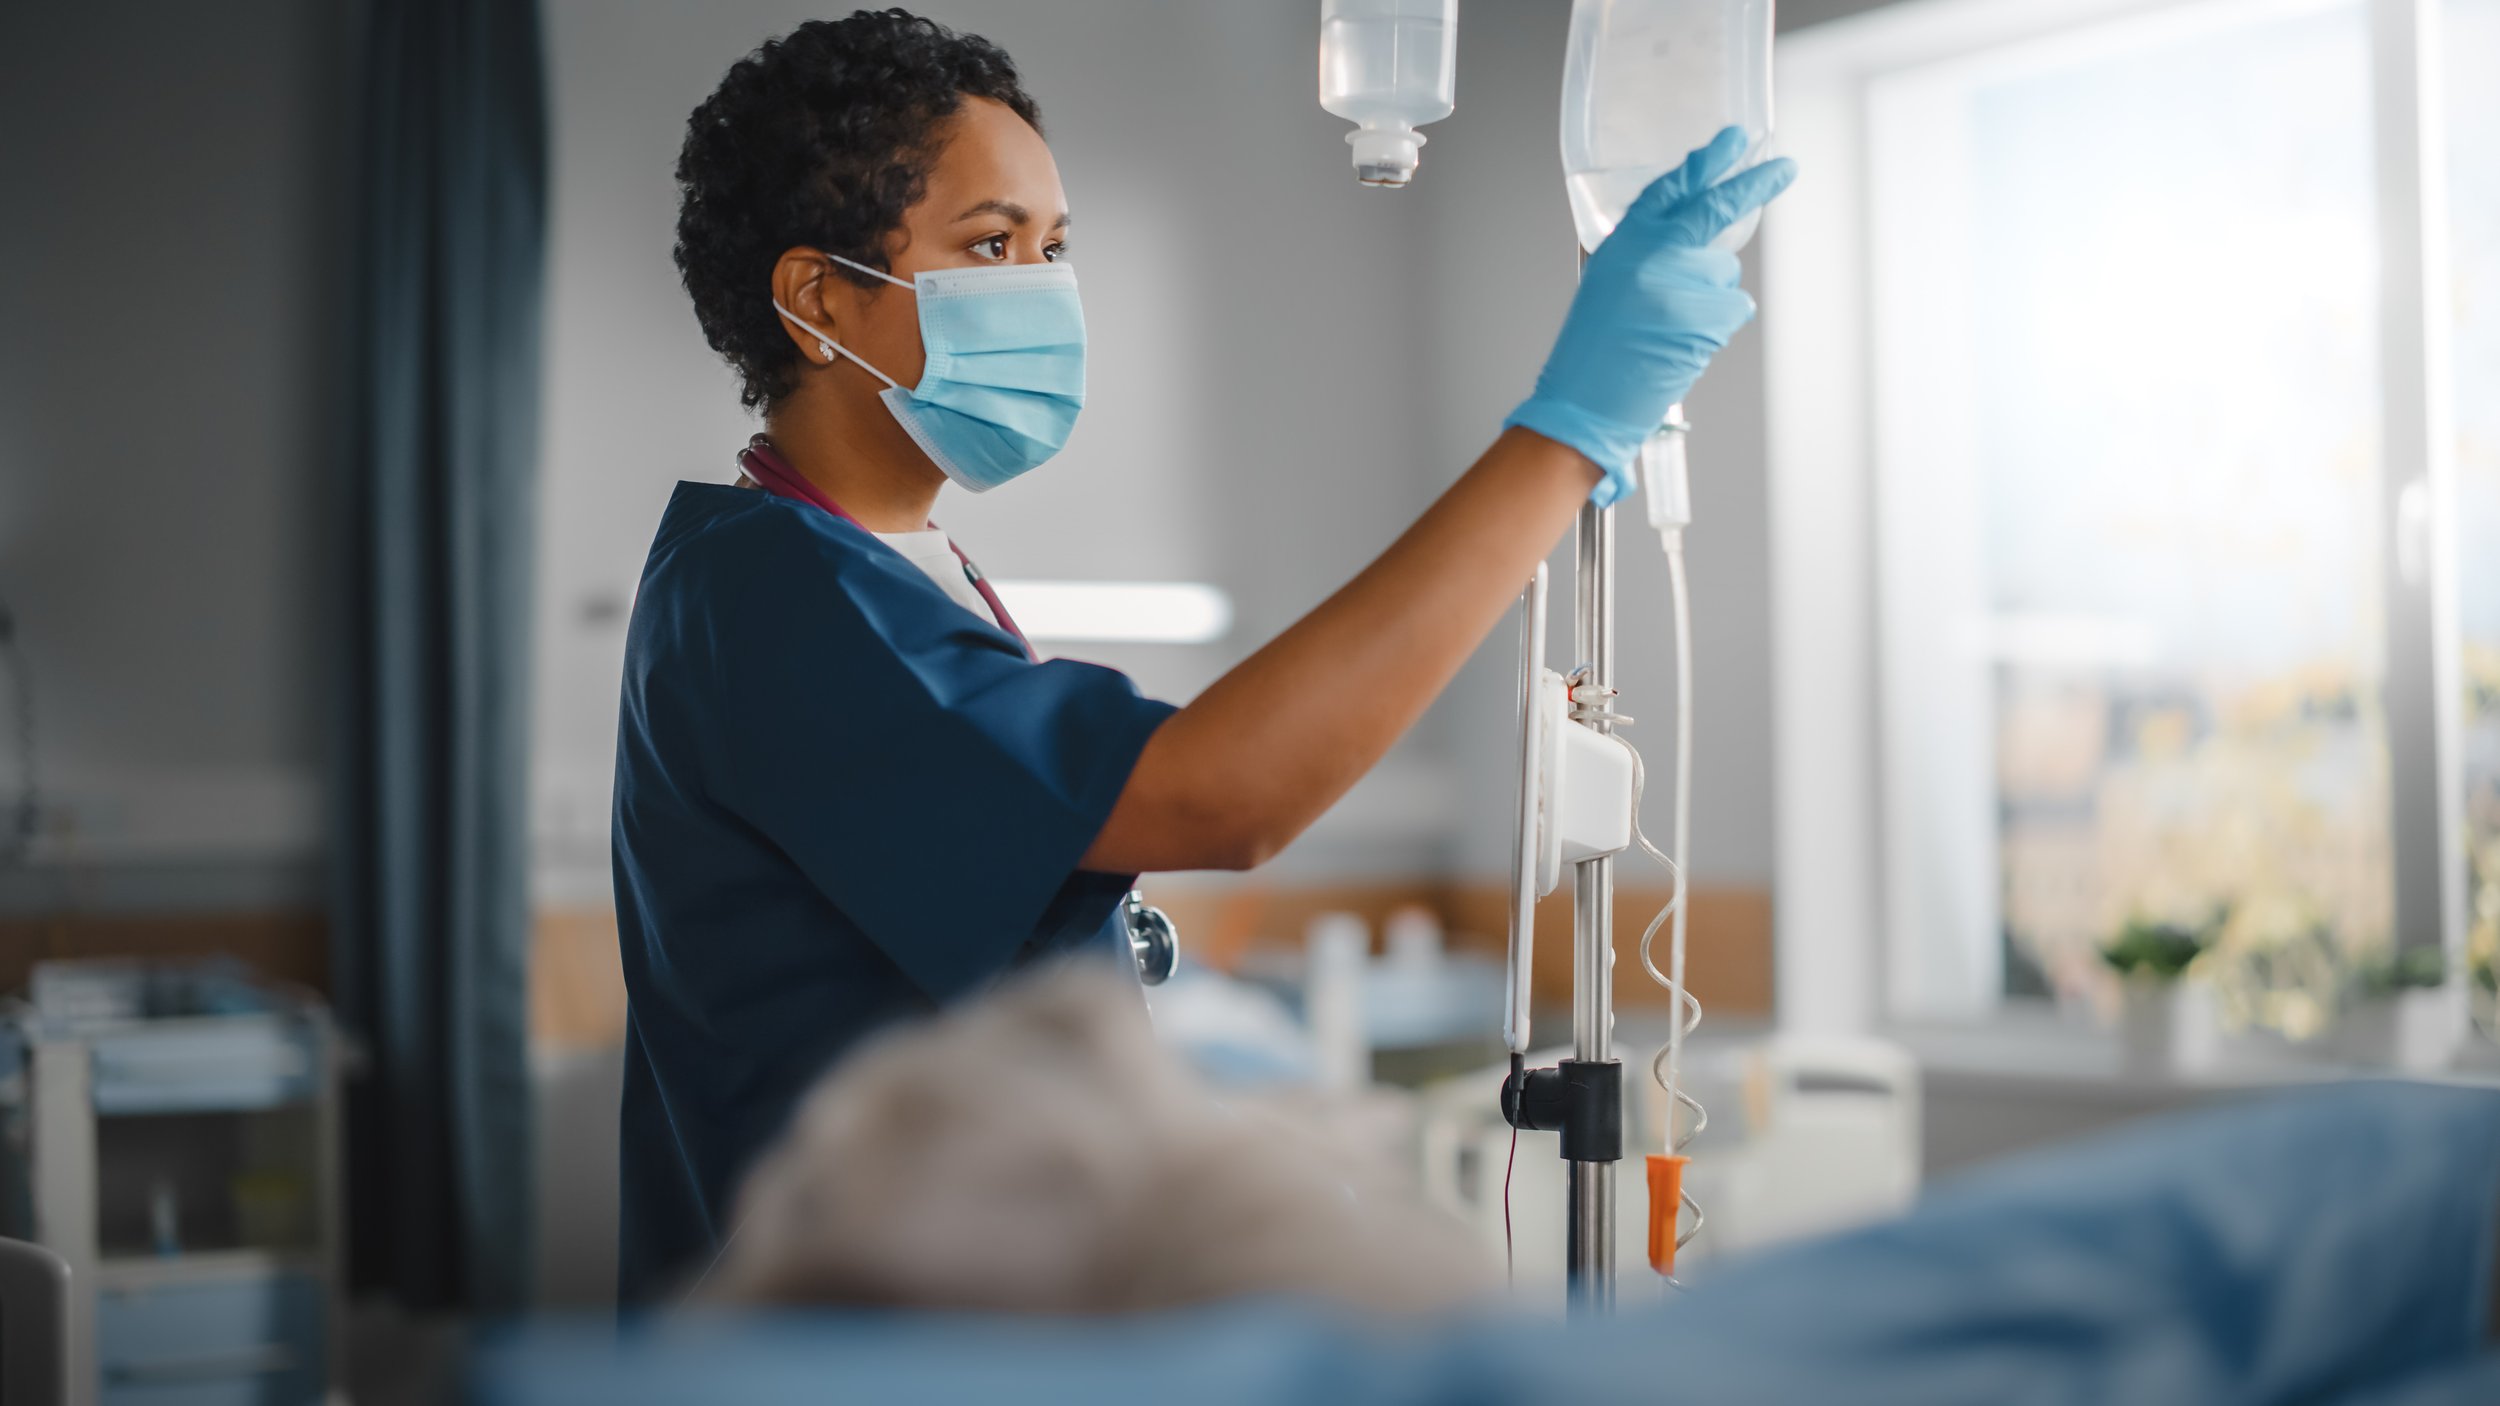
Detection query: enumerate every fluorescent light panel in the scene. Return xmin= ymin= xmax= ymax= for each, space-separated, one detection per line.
xmin=991 ymin=581 xmax=1233 ymax=645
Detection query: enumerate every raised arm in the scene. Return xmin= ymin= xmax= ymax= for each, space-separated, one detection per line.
xmin=1083 ymin=132 xmax=1796 ymax=874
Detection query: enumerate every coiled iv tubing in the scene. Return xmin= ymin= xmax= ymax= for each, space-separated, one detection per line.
xmin=1644 ymin=531 xmax=1702 ymax=1272
xmin=1564 ymin=527 xmax=1702 ymax=1284
xmin=1601 ymin=535 xmax=1703 ymax=1283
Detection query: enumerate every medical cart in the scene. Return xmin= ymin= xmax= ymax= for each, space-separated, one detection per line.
xmin=0 ymin=960 xmax=343 ymax=1406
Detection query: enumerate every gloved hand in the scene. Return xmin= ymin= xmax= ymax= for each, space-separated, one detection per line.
xmin=1505 ymin=127 xmax=1798 ymax=506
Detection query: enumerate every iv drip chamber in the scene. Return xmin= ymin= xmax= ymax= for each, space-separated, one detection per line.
xmin=1560 ymin=0 xmax=1774 ymax=252
xmin=1319 ymin=0 xmax=1458 ymax=187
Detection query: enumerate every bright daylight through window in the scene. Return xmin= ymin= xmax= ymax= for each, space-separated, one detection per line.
xmin=1865 ymin=0 xmax=2491 ymax=1037
xmin=2457 ymin=0 xmax=2500 ymax=1047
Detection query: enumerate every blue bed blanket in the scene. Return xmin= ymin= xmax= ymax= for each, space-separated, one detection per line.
xmin=476 ymin=1081 xmax=2500 ymax=1405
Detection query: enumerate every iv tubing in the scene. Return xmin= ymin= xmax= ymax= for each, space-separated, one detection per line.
xmin=1659 ymin=529 xmax=1696 ymax=1153
xmin=1632 ymin=418 xmax=1705 ymax=1272
xmin=1504 ymin=563 xmax=1550 ymax=1056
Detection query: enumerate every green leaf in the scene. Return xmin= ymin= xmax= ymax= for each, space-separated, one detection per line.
xmin=2101 ymin=916 xmax=2209 ymax=981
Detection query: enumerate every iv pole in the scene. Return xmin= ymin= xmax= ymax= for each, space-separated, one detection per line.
xmin=1499 ymin=495 xmax=1628 ymax=1315
xmin=1567 ymin=497 xmax=1619 ymax=1307
xmin=1501 ymin=258 xmax=1628 ymax=1313
xmin=1319 ymin=0 xmax=1747 ymax=1324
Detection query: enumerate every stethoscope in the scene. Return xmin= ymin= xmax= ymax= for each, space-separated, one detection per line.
xmin=736 ymin=436 xmax=1181 ymax=986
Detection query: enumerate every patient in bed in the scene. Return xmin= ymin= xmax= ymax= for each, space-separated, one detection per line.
xmin=701 ymin=962 xmax=1491 ymax=1313
xmin=683 ymin=961 xmax=2500 ymax=1404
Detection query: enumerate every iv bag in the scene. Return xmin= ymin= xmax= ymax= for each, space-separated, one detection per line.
xmin=1320 ymin=0 xmax=1458 ymax=187
xmin=1560 ymin=0 xmax=1774 ymax=253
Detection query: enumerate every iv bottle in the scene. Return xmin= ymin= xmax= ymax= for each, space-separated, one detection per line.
xmin=1560 ymin=0 xmax=1774 ymax=253
xmin=1319 ymin=0 xmax=1458 ymax=187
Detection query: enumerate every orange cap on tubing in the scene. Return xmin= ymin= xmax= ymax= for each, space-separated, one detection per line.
xmin=1646 ymin=1153 xmax=1689 ymax=1276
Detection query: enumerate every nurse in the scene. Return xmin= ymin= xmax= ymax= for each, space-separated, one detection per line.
xmin=614 ymin=9 xmax=1793 ymax=1302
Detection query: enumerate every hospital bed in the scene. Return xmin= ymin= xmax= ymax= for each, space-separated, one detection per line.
xmin=0 ymin=1236 xmax=71 ymax=1406
xmin=1420 ymin=1032 xmax=1924 ymax=1283
xmin=475 ymin=1081 xmax=2500 ymax=1406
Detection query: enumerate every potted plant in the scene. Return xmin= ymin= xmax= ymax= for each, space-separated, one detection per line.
xmin=2103 ymin=915 xmax=2219 ymax=1075
xmin=2334 ymin=946 xmax=2463 ymax=1072
xmin=2210 ymin=914 xmax=2346 ymax=1067
xmin=2462 ymin=946 xmax=2500 ymax=1071
xmin=2465 ymin=832 xmax=2500 ymax=1067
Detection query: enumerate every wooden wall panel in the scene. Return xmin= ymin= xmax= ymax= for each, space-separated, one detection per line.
xmin=529 ymin=880 xmax=1775 ymax=1049
xmin=1441 ymin=884 xmax=1774 ymax=1017
xmin=531 ymin=906 xmax=629 ymax=1052
xmin=0 ymin=911 xmax=330 ymax=998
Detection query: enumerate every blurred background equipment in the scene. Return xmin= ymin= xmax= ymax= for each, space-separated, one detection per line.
xmin=0 ymin=592 xmax=36 ymax=868
xmin=1124 ymin=891 xmax=1181 ymax=986
xmin=0 ymin=960 xmax=342 ymax=1406
xmin=0 ymin=1236 xmax=72 ymax=1406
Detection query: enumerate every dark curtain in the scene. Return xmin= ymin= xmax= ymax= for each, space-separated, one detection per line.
xmin=335 ymin=0 xmax=546 ymax=1313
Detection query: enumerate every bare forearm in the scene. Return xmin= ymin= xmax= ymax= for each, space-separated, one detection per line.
xmin=1083 ymin=428 xmax=1595 ymax=873
xmin=1080 ymin=140 xmax=1798 ymax=874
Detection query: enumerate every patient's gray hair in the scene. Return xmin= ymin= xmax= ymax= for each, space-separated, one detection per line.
xmin=701 ymin=962 xmax=1495 ymax=1314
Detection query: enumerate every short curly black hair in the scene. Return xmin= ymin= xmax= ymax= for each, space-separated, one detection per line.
xmin=674 ymin=10 xmax=1041 ymax=410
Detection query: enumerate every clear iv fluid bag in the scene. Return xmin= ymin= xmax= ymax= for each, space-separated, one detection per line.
xmin=1561 ymin=0 xmax=1774 ymax=253
xmin=1320 ymin=0 xmax=1458 ymax=187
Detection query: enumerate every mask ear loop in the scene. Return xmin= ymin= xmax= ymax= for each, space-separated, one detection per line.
xmin=772 ymin=295 xmax=899 ymax=390
xmin=770 ymin=254 xmax=917 ymax=388
xmin=824 ymin=250 xmax=915 ymax=290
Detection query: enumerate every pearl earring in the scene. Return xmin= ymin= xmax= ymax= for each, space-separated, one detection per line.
xmin=817 ymin=339 xmax=835 ymax=361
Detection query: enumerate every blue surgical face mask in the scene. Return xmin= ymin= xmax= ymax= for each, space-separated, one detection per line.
xmin=773 ymin=252 xmax=1085 ymax=493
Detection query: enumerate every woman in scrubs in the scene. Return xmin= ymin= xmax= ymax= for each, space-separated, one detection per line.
xmin=614 ymin=9 xmax=1793 ymax=1301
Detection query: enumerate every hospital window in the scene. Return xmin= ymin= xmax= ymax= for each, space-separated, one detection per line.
xmin=2457 ymin=0 xmax=2500 ymax=1044
xmin=1837 ymin=0 xmax=2496 ymax=1030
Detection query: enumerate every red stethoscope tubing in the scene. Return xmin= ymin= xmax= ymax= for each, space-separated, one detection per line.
xmin=736 ymin=435 xmax=1034 ymax=660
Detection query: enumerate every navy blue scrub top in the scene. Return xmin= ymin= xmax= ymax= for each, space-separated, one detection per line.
xmin=609 ymin=481 xmax=1177 ymax=1303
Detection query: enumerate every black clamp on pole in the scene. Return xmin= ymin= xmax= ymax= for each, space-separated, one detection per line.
xmin=1500 ymin=1052 xmax=1622 ymax=1164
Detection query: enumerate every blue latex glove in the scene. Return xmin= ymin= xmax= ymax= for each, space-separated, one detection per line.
xmin=1505 ymin=127 xmax=1799 ymax=506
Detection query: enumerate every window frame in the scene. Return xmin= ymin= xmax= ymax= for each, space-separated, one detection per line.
xmin=1764 ymin=0 xmax=2469 ymax=1035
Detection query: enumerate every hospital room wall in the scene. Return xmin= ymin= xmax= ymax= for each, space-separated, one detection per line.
xmin=0 ymin=0 xmax=350 ymax=984
xmin=529 ymin=0 xmax=1457 ymax=906
xmin=532 ymin=0 xmax=1830 ymax=915
xmin=0 ymin=0 xmax=1900 ymax=983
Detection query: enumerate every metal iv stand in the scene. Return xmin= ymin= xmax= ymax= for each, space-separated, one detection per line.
xmin=1498 ymin=222 xmax=1628 ymax=1312
xmin=1567 ymin=498 xmax=1621 ymax=1307
xmin=1500 ymin=494 xmax=1625 ymax=1314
